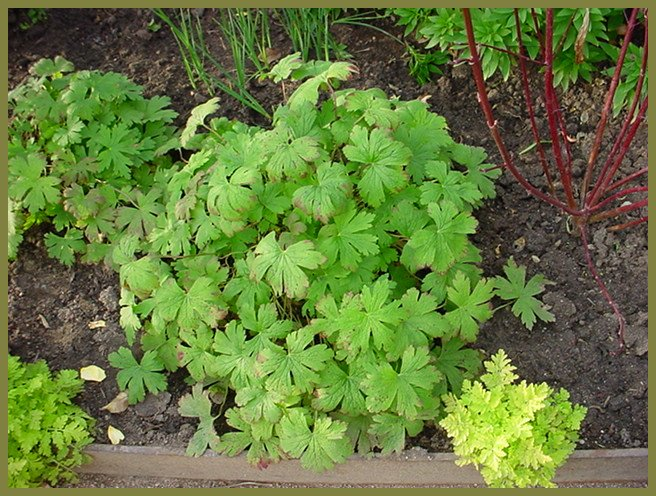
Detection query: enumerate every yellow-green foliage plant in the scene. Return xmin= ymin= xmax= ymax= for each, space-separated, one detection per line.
xmin=8 ymin=354 xmax=95 ymax=487
xmin=440 ymin=349 xmax=587 ymax=488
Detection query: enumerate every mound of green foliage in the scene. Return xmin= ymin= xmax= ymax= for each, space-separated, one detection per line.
xmin=440 ymin=350 xmax=588 ymax=488
xmin=9 ymin=56 xmax=561 ymax=474
xmin=8 ymin=354 xmax=95 ymax=487
xmin=107 ymin=58 xmax=504 ymax=469
xmin=8 ymin=55 xmax=179 ymax=263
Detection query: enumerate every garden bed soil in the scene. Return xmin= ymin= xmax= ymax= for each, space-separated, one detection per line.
xmin=8 ymin=7 xmax=648 ymax=468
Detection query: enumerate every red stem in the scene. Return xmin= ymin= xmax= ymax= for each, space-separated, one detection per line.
xmin=544 ymin=10 xmax=577 ymax=209
xmin=589 ymin=186 xmax=648 ymax=214
xmin=513 ymin=9 xmax=556 ymax=195
xmin=461 ymin=8 xmax=574 ymax=215
xmin=581 ymin=8 xmax=640 ymax=201
xmin=605 ymin=167 xmax=648 ymax=194
xmin=589 ymin=198 xmax=648 ymax=223
xmin=588 ymin=96 xmax=648 ymax=207
xmin=588 ymin=11 xmax=648 ymax=206
xmin=608 ymin=216 xmax=648 ymax=231
xmin=591 ymin=13 xmax=649 ymax=203
xmin=578 ymin=224 xmax=626 ymax=354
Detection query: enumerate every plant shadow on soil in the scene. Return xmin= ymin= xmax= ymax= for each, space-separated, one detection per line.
xmin=7 ymin=8 xmax=647 ymax=460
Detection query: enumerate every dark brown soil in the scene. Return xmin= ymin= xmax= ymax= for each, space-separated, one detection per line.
xmin=8 ymin=7 xmax=647 ymax=464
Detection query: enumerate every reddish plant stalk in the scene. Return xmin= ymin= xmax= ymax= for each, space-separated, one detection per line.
xmin=608 ymin=216 xmax=648 ymax=232
xmin=589 ymin=198 xmax=648 ymax=223
xmin=513 ymin=9 xmax=556 ymax=194
xmin=587 ymin=11 xmax=648 ymax=206
xmin=589 ymin=186 xmax=648 ymax=214
xmin=461 ymin=7 xmax=648 ymax=352
xmin=581 ymin=8 xmax=640 ymax=200
xmin=605 ymin=167 xmax=648 ymax=194
xmin=544 ymin=10 xmax=577 ymax=210
xmin=461 ymin=8 xmax=573 ymax=215
xmin=589 ymin=96 xmax=649 ymax=207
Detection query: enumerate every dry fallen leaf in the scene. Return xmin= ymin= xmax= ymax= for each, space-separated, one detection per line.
xmin=107 ymin=425 xmax=125 ymax=445
xmin=574 ymin=9 xmax=591 ymax=64
xmin=88 ymin=320 xmax=106 ymax=329
xmin=101 ymin=392 xmax=130 ymax=414
xmin=513 ymin=236 xmax=526 ymax=252
xmin=38 ymin=314 xmax=50 ymax=329
xmin=80 ymin=365 xmax=107 ymax=382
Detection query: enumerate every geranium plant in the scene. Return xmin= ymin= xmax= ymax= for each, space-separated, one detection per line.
xmin=8 ymin=56 xmax=558 ymax=473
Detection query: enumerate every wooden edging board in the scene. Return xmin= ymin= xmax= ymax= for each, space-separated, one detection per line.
xmin=78 ymin=445 xmax=648 ymax=486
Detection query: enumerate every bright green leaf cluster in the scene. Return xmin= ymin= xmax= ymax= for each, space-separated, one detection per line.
xmin=8 ymin=354 xmax=95 ymax=488
xmin=440 ymin=350 xmax=587 ymax=488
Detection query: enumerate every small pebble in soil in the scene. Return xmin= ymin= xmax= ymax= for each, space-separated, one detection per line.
xmin=624 ymin=323 xmax=648 ymax=357
xmin=135 ymin=29 xmax=152 ymax=41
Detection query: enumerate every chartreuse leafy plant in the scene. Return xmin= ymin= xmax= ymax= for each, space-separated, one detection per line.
xmin=8 ymin=56 xmax=179 ymax=265
xmin=440 ymin=350 xmax=587 ymax=488
xmin=8 ymin=354 xmax=95 ymax=487
xmin=8 ymin=57 xmax=555 ymax=473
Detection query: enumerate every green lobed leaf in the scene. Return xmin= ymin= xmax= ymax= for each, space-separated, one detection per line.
xmin=181 ymin=97 xmax=220 ymax=147
xmin=292 ymin=162 xmax=352 ymax=223
xmin=277 ymin=409 xmax=353 ymax=472
xmin=494 ymin=258 xmax=555 ymax=330
xmin=362 ymin=346 xmax=442 ymax=419
xmin=344 ymin=126 xmax=412 ymax=207
xmin=317 ymin=207 xmax=380 ymax=271
xmin=108 ymin=347 xmax=168 ymax=404
xmin=444 ymin=272 xmax=495 ymax=342
xmin=251 ymin=232 xmax=326 ymax=299
xmin=153 ymin=276 xmax=221 ymax=331
xmin=335 ymin=276 xmax=402 ymax=358
xmin=213 ymin=320 xmax=258 ymax=389
xmin=369 ymin=413 xmax=424 ymax=455
xmin=311 ymin=361 xmax=368 ymax=416
xmin=44 ymin=229 xmax=85 ymax=266
xmin=178 ymin=384 xmax=220 ymax=456
xmin=9 ymin=154 xmax=61 ymax=214
xmin=259 ymin=327 xmax=334 ymax=393
xmin=400 ymin=201 xmax=478 ymax=274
